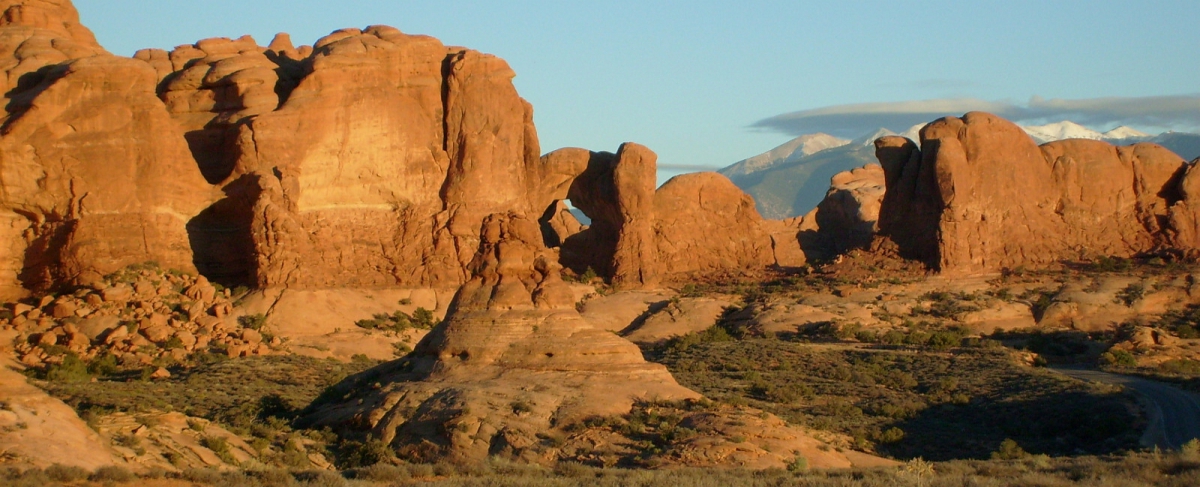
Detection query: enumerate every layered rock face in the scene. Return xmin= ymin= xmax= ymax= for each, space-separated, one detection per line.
xmin=0 ymin=0 xmax=812 ymax=299
xmin=163 ymin=26 xmax=554 ymax=289
xmin=300 ymin=212 xmax=699 ymax=462
xmin=0 ymin=0 xmax=213 ymax=299
xmin=555 ymin=144 xmax=805 ymax=288
xmin=876 ymin=112 xmax=1196 ymax=273
xmin=796 ymin=164 xmax=886 ymax=260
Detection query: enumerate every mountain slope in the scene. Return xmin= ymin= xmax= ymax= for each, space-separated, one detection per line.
xmin=719 ymin=136 xmax=879 ymax=219
xmin=721 ymin=133 xmax=849 ymax=178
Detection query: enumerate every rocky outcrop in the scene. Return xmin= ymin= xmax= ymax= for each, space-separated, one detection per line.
xmin=876 ymin=112 xmax=1196 ymax=273
xmin=797 ymin=164 xmax=886 ymax=260
xmin=0 ymin=1 xmax=213 ymax=300
xmin=558 ymin=144 xmax=805 ymax=288
xmin=3 ymin=263 xmax=279 ymax=372
xmin=178 ymin=27 xmax=568 ymax=290
xmin=564 ymin=143 xmax=660 ymax=288
xmin=653 ymin=172 xmax=783 ymax=276
xmin=0 ymin=0 xmax=815 ymax=299
xmin=299 ymin=212 xmax=699 ymax=462
xmin=0 ymin=359 xmax=122 ymax=470
xmin=298 ymin=212 xmax=872 ymax=468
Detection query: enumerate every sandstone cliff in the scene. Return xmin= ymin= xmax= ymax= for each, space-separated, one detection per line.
xmin=0 ymin=0 xmax=818 ymax=299
xmin=876 ymin=112 xmax=1197 ymax=273
xmin=0 ymin=0 xmax=213 ymax=300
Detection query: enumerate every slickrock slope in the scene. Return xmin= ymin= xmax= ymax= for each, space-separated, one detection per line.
xmin=299 ymin=212 xmax=699 ymax=462
xmin=0 ymin=357 xmax=123 ymax=470
xmin=876 ymin=112 xmax=1197 ymax=273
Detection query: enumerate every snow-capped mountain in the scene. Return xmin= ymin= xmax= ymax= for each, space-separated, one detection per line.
xmin=1022 ymin=121 xmax=1105 ymax=144
xmin=721 ymin=120 xmax=1200 ymax=219
xmin=1103 ymin=126 xmax=1151 ymax=140
xmin=720 ymin=133 xmax=849 ymax=178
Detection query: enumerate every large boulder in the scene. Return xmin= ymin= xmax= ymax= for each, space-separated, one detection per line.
xmin=876 ymin=112 xmax=1195 ymax=273
xmin=797 ymin=164 xmax=886 ymax=260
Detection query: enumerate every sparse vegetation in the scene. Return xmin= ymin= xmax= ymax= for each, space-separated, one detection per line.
xmin=650 ymin=338 xmax=1138 ymax=460
xmin=354 ymin=307 xmax=439 ymax=334
xmin=5 ymin=452 xmax=1200 ymax=486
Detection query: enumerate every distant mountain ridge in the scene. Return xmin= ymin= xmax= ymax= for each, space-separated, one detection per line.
xmin=720 ymin=121 xmax=1200 ymax=219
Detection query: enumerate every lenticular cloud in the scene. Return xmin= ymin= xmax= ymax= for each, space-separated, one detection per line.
xmin=753 ymin=94 xmax=1200 ymax=138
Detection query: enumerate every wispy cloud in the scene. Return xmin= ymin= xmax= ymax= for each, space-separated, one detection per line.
xmin=752 ymin=95 xmax=1200 ymax=138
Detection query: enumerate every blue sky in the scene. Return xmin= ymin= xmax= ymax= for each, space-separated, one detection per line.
xmin=75 ymin=1 xmax=1200 ymax=180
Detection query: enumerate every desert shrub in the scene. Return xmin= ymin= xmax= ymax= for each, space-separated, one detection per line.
xmin=1160 ymin=359 xmax=1200 ymax=376
xmin=45 ymin=354 xmax=91 ymax=383
xmin=336 ymin=439 xmax=393 ymax=469
xmin=991 ymin=438 xmax=1030 ymax=460
xmin=1099 ymin=349 xmax=1137 ymax=368
xmin=1091 ymin=255 xmax=1133 ymax=273
xmin=87 ymin=353 xmax=119 ymax=376
xmin=925 ymin=331 xmax=961 ymax=351
xmin=239 ymin=314 xmax=268 ymax=331
xmin=412 ymin=307 xmax=438 ymax=328
xmin=787 ymin=455 xmax=808 ymax=472
xmin=43 ymin=464 xmax=88 ymax=482
xmin=1115 ymin=283 xmax=1146 ymax=306
xmin=89 ymin=465 xmax=135 ymax=482
xmin=350 ymin=463 xmax=411 ymax=482
xmin=661 ymin=324 xmax=733 ymax=354
xmin=880 ymin=330 xmax=906 ymax=345
xmin=355 ymin=308 xmax=438 ymax=333
xmin=876 ymin=427 xmax=905 ymax=444
xmin=297 ymin=470 xmax=349 ymax=487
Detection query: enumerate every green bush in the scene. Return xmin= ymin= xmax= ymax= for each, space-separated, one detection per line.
xmin=46 ymin=354 xmax=91 ymax=383
xmin=1115 ymin=283 xmax=1145 ymax=306
xmin=336 ymin=440 xmax=393 ymax=469
xmin=44 ymin=464 xmax=88 ymax=482
xmin=787 ymin=455 xmax=808 ymax=472
xmin=238 ymin=314 xmax=268 ymax=331
xmin=1099 ymin=349 xmax=1137 ymax=368
xmin=877 ymin=426 xmax=905 ymax=444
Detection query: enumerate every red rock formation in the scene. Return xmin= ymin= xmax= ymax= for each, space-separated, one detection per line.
xmin=797 ymin=164 xmax=886 ymax=259
xmin=0 ymin=0 xmax=812 ymax=298
xmin=0 ymin=2 xmax=212 ymax=299
xmin=876 ymin=112 xmax=1196 ymax=273
xmin=653 ymin=172 xmax=781 ymax=276
xmin=561 ymin=144 xmax=804 ymax=288
xmin=299 ymin=212 xmax=698 ymax=462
